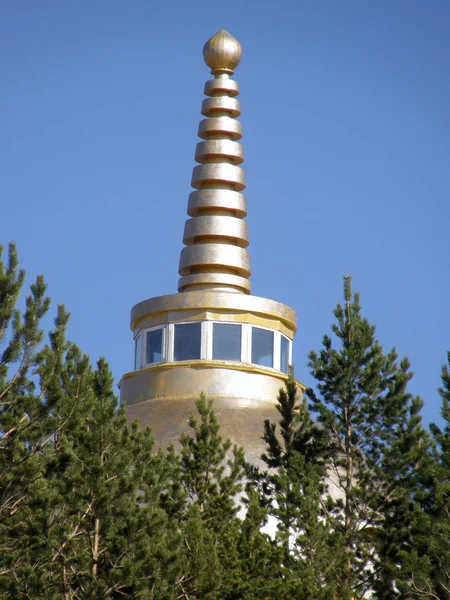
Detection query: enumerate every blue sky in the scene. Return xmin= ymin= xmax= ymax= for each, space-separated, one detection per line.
xmin=2 ymin=1 xmax=449 ymax=426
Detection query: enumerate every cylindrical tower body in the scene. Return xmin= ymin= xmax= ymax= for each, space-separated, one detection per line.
xmin=119 ymin=30 xmax=303 ymax=463
xmin=120 ymin=291 xmax=302 ymax=464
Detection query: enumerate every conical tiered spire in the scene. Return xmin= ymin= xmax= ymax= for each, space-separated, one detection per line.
xmin=122 ymin=30 xmax=301 ymax=468
xmin=178 ymin=30 xmax=250 ymax=295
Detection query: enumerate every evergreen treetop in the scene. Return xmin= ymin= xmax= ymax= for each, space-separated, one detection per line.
xmin=306 ymin=276 xmax=431 ymax=599
xmin=403 ymin=352 xmax=450 ymax=599
xmin=2 ymin=245 xmax=445 ymax=600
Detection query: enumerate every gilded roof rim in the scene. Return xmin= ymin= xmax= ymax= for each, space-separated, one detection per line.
xmin=130 ymin=291 xmax=297 ymax=332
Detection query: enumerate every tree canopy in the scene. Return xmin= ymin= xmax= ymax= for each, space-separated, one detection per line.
xmin=0 ymin=244 xmax=447 ymax=599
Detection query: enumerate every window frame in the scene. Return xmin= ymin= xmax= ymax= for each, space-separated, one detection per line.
xmin=134 ymin=332 xmax=143 ymax=370
xmin=134 ymin=320 xmax=292 ymax=375
xmin=280 ymin=333 xmax=291 ymax=374
xmin=144 ymin=326 xmax=166 ymax=367
xmin=169 ymin=321 xmax=206 ymax=362
xmin=139 ymin=324 xmax=168 ymax=368
xmin=249 ymin=325 xmax=276 ymax=370
xmin=208 ymin=321 xmax=244 ymax=362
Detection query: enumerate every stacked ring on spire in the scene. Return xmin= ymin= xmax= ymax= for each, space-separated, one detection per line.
xmin=178 ymin=66 xmax=251 ymax=294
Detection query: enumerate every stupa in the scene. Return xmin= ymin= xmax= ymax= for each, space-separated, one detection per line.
xmin=119 ymin=30 xmax=304 ymax=463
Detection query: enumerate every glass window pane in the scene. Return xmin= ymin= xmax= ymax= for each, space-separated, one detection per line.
xmin=213 ymin=323 xmax=241 ymax=361
xmin=252 ymin=327 xmax=274 ymax=368
xmin=174 ymin=323 xmax=201 ymax=361
xmin=280 ymin=335 xmax=289 ymax=374
xmin=134 ymin=334 xmax=142 ymax=369
xmin=146 ymin=329 xmax=163 ymax=364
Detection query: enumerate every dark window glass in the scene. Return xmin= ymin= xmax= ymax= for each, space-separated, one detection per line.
xmin=251 ymin=327 xmax=274 ymax=368
xmin=213 ymin=323 xmax=241 ymax=361
xmin=135 ymin=334 xmax=142 ymax=369
xmin=146 ymin=329 xmax=163 ymax=364
xmin=280 ymin=335 xmax=289 ymax=374
xmin=174 ymin=323 xmax=201 ymax=361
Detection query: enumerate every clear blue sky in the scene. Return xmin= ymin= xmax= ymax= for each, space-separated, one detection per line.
xmin=2 ymin=1 xmax=449 ymax=426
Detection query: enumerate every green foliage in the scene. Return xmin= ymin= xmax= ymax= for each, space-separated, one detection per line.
xmin=250 ymin=376 xmax=342 ymax=598
xmin=306 ymin=276 xmax=431 ymax=599
xmin=163 ymin=394 xmax=247 ymax=598
xmin=401 ymin=352 xmax=450 ymax=599
xmin=0 ymin=243 xmax=56 ymax=596
xmin=212 ymin=488 xmax=290 ymax=600
xmin=31 ymin=353 xmax=180 ymax=599
xmin=163 ymin=395 xmax=291 ymax=599
xmin=178 ymin=394 xmax=245 ymax=529
xmin=0 ymin=245 xmax=182 ymax=599
xmin=2 ymin=247 xmax=446 ymax=599
xmin=0 ymin=243 xmax=52 ymax=521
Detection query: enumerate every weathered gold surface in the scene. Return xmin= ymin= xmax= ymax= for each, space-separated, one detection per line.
xmin=121 ymin=363 xmax=303 ymax=464
xmin=195 ymin=140 xmax=244 ymax=164
xmin=178 ymin=274 xmax=251 ymax=294
xmin=187 ymin=190 xmax=247 ymax=217
xmin=179 ymin=245 xmax=250 ymax=277
xmin=203 ymin=29 xmax=242 ymax=72
xmin=204 ymin=78 xmax=239 ymax=97
xmin=121 ymin=31 xmax=302 ymax=466
xmin=130 ymin=291 xmax=297 ymax=333
xmin=133 ymin=308 xmax=294 ymax=338
xmin=121 ymin=360 xmax=301 ymax=396
xmin=126 ymin=396 xmax=276 ymax=465
xmin=201 ymin=97 xmax=241 ymax=117
xmin=183 ymin=215 xmax=248 ymax=247
xmin=191 ymin=163 xmax=246 ymax=190
xmin=178 ymin=33 xmax=250 ymax=295
xmin=198 ymin=117 xmax=242 ymax=141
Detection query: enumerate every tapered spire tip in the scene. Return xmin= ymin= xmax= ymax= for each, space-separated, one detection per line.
xmin=179 ymin=30 xmax=249 ymax=294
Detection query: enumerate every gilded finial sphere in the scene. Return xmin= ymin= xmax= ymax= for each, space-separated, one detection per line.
xmin=203 ymin=29 xmax=242 ymax=71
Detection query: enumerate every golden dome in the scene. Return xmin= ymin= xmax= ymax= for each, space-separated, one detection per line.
xmin=203 ymin=29 xmax=242 ymax=71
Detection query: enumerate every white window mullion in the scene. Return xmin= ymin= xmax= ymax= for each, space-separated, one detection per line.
xmin=140 ymin=332 xmax=145 ymax=368
xmin=273 ymin=331 xmax=281 ymax=371
xmin=161 ymin=325 xmax=167 ymax=362
xmin=244 ymin=324 xmax=251 ymax=363
xmin=203 ymin=321 xmax=212 ymax=360
xmin=200 ymin=321 xmax=207 ymax=360
xmin=240 ymin=323 xmax=247 ymax=363
xmin=168 ymin=323 xmax=175 ymax=362
xmin=134 ymin=333 xmax=142 ymax=370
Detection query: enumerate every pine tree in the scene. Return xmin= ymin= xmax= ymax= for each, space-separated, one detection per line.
xmin=249 ymin=376 xmax=342 ymax=599
xmin=0 ymin=244 xmax=52 ymax=516
xmin=28 ymin=347 xmax=182 ymax=599
xmin=214 ymin=487 xmax=288 ymax=600
xmin=179 ymin=394 xmax=245 ymax=530
xmin=403 ymin=352 xmax=450 ymax=599
xmin=306 ymin=276 xmax=430 ymax=599
xmin=163 ymin=394 xmax=247 ymax=599
xmin=372 ymin=390 xmax=433 ymax=600
xmin=0 ymin=243 xmax=56 ymax=593
xmin=0 ymin=245 xmax=182 ymax=598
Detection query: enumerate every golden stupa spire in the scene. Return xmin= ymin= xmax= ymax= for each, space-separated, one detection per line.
xmin=121 ymin=31 xmax=302 ymax=464
xmin=178 ymin=29 xmax=250 ymax=294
